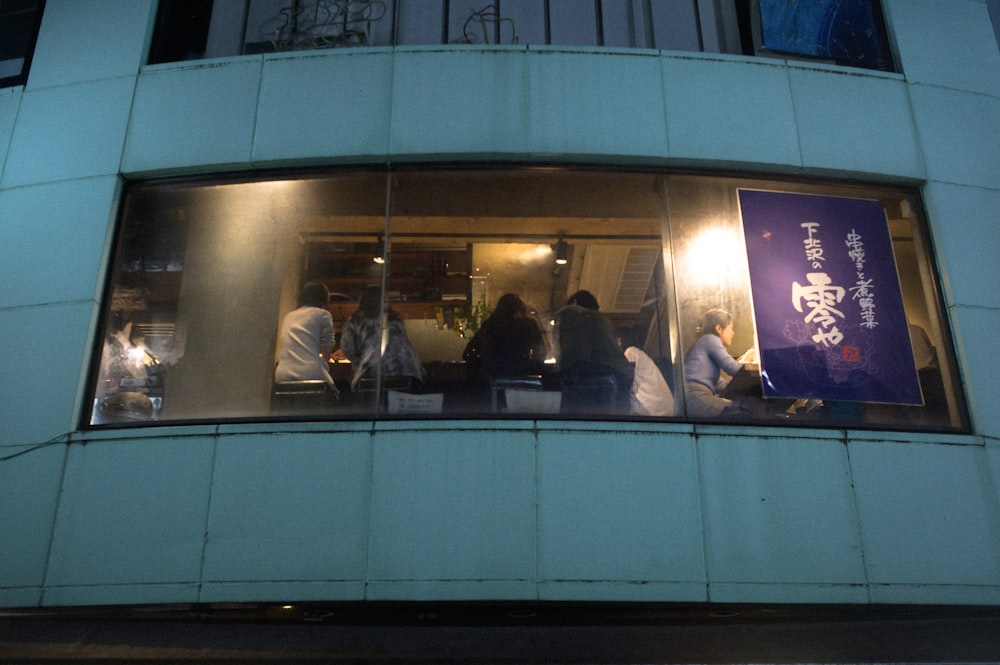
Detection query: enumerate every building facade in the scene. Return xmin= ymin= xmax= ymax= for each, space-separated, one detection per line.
xmin=1 ymin=0 xmax=1000 ymax=616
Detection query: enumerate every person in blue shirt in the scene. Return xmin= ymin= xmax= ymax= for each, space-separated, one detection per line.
xmin=683 ymin=308 xmax=743 ymax=418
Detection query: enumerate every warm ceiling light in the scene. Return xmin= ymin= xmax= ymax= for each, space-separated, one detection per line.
xmin=554 ymin=238 xmax=568 ymax=265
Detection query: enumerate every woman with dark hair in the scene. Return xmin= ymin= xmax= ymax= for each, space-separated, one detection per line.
xmin=340 ymin=285 xmax=424 ymax=391
xmin=274 ymin=281 xmax=338 ymax=395
xmin=683 ymin=308 xmax=742 ymax=418
xmin=463 ymin=293 xmax=547 ymax=383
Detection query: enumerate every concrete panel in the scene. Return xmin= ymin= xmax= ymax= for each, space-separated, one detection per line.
xmin=536 ymin=429 xmax=704 ymax=588
xmin=45 ymin=436 xmax=215 ymax=593
xmin=0 ymin=302 xmax=93 ymax=445
xmin=949 ymin=306 xmax=1000 ymax=438
xmin=909 ymin=85 xmax=1000 ymax=191
xmin=123 ymin=59 xmax=262 ymax=175
xmin=2 ymin=78 xmax=134 ymax=188
xmin=201 ymin=432 xmax=372 ymax=587
xmin=255 ymin=50 xmax=393 ymax=165
xmin=788 ymin=68 xmax=923 ymax=179
xmin=0 ymin=440 xmax=66 ymax=605
xmin=0 ymin=87 xmax=21 ymax=177
xmin=883 ymin=0 xmax=1000 ymax=98
xmin=527 ymin=48 xmax=668 ymax=161
xmin=41 ymin=583 xmax=200 ymax=607
xmin=662 ymin=55 xmax=799 ymax=168
xmin=849 ymin=438 xmax=1000 ymax=588
xmin=0 ymin=177 xmax=120 ymax=310
xmin=698 ymin=433 xmax=867 ymax=599
xmin=921 ymin=182 xmax=1000 ymax=311
xmin=199 ymin=581 xmax=365 ymax=604
xmin=366 ymin=580 xmax=537 ymax=601
xmin=27 ymin=0 xmax=155 ymax=90
xmin=389 ymin=48 xmax=530 ymax=159
xmin=537 ymin=580 xmax=706 ymax=602
xmin=368 ymin=427 xmax=536 ymax=585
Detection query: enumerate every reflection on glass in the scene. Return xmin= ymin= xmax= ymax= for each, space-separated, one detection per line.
xmin=89 ymin=168 xmax=965 ymax=431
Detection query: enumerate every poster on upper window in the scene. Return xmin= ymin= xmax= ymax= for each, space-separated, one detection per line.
xmin=758 ymin=0 xmax=890 ymax=71
xmin=738 ymin=189 xmax=922 ymax=405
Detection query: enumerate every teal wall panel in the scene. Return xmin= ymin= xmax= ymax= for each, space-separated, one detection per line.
xmin=950 ymin=307 xmax=1000 ymax=436
xmin=123 ymin=59 xmax=263 ymax=175
xmin=255 ymin=50 xmax=394 ymax=165
xmin=368 ymin=427 xmax=537 ymax=588
xmin=922 ymin=182 xmax=1000 ymax=311
xmin=389 ymin=48 xmax=530 ymax=159
xmin=27 ymin=0 xmax=155 ymax=90
xmin=849 ymin=438 xmax=1000 ymax=594
xmin=0 ymin=441 xmax=65 ymax=607
xmin=788 ymin=68 xmax=923 ymax=179
xmin=2 ymin=79 xmax=134 ymax=188
xmin=909 ymin=85 xmax=1000 ymax=191
xmin=698 ymin=430 xmax=868 ymax=604
xmin=526 ymin=48 xmax=668 ymax=161
xmin=0 ymin=302 xmax=94 ymax=444
xmin=0 ymin=88 xmax=21 ymax=178
xmin=0 ymin=177 xmax=119 ymax=309
xmin=202 ymin=432 xmax=373 ymax=589
xmin=44 ymin=437 xmax=215 ymax=597
xmin=883 ymin=0 xmax=1000 ymax=98
xmin=661 ymin=56 xmax=798 ymax=169
xmin=536 ymin=428 xmax=703 ymax=586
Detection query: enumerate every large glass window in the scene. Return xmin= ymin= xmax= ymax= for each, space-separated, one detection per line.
xmin=149 ymin=0 xmax=745 ymax=61
xmin=87 ymin=167 xmax=966 ymax=431
xmin=0 ymin=0 xmax=44 ymax=87
xmin=148 ymin=1 xmax=894 ymax=72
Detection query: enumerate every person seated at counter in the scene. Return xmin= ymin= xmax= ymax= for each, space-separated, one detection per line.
xmin=682 ymin=308 xmax=744 ymax=418
xmin=617 ymin=326 xmax=674 ymax=417
xmin=554 ymin=290 xmax=633 ymax=411
xmin=274 ymin=281 xmax=339 ymax=397
xmin=462 ymin=293 xmax=548 ymax=384
xmin=340 ymin=285 xmax=425 ymax=391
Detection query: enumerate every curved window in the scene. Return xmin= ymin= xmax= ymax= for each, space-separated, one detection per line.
xmin=148 ymin=1 xmax=894 ymax=72
xmin=87 ymin=167 xmax=966 ymax=431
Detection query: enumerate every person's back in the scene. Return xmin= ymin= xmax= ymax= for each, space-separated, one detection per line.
xmin=555 ymin=296 xmax=630 ymax=379
xmin=341 ymin=286 xmax=424 ymax=390
xmin=555 ymin=290 xmax=632 ymax=411
xmin=274 ymin=282 xmax=337 ymax=391
xmin=467 ymin=293 xmax=547 ymax=380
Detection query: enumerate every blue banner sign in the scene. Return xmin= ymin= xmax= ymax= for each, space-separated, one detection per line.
xmin=738 ymin=189 xmax=922 ymax=405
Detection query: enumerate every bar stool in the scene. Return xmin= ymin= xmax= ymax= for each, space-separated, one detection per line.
xmin=560 ymin=373 xmax=619 ymax=414
xmin=271 ymin=380 xmax=337 ymax=415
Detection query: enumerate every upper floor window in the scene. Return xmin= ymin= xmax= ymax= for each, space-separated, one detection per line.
xmin=87 ymin=166 xmax=966 ymax=431
xmin=0 ymin=0 xmax=44 ymax=87
xmin=149 ymin=0 xmax=894 ymax=72
xmin=755 ymin=0 xmax=893 ymax=71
